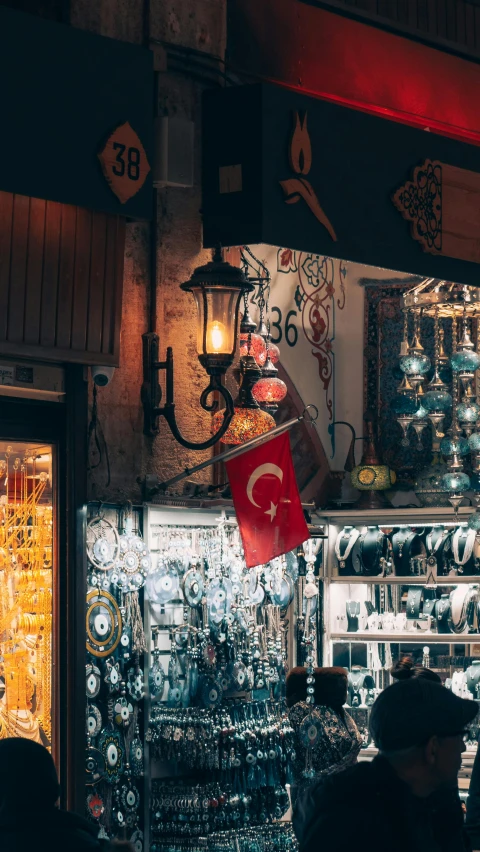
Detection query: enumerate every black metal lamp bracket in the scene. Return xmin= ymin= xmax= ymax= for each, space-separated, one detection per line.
xmin=141 ymin=332 xmax=235 ymax=450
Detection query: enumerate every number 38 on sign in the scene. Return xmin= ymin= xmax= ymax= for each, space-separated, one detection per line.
xmin=98 ymin=122 xmax=150 ymax=204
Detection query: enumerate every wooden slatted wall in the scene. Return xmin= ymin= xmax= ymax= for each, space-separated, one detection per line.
xmin=314 ymin=0 xmax=480 ymax=56
xmin=0 ymin=191 xmax=125 ymax=366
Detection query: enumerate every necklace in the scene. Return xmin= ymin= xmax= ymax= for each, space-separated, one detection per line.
xmin=452 ymin=528 xmax=476 ymax=567
xmin=426 ymin=528 xmax=449 ymax=569
xmin=349 ymin=671 xmax=364 ymax=692
xmin=335 ymin=528 xmax=360 ymax=570
xmin=346 ymin=601 xmax=360 ymax=619
xmin=436 ymin=597 xmax=450 ymax=618
xmin=448 ymin=585 xmax=477 ymax=633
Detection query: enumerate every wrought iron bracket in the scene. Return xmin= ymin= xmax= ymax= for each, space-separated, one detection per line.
xmin=141 ymin=332 xmax=235 ymax=450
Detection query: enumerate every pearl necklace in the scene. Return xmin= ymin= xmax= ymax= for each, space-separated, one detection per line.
xmin=449 ymin=585 xmax=477 ymax=634
xmin=452 ymin=528 xmax=476 ymax=567
xmin=335 ymin=528 xmax=360 ymax=569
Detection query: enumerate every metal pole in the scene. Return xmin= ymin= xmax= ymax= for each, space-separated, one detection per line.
xmin=157 ymin=404 xmax=319 ymax=491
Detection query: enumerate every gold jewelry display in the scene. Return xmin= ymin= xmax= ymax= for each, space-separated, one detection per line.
xmin=0 ymin=445 xmax=53 ymax=746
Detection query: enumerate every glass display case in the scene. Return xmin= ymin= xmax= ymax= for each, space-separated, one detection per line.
xmin=318 ymin=507 xmax=480 ymax=781
xmin=0 ymin=441 xmax=54 ymax=748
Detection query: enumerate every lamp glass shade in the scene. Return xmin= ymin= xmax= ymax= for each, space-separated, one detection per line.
xmin=440 ymin=471 xmax=470 ymax=492
xmin=457 ymin=401 xmax=480 ymax=423
xmin=450 ymin=350 xmax=480 ymax=373
xmin=399 ymin=353 xmax=430 ymax=375
xmin=422 ymin=390 xmax=452 ymax=412
xmin=239 ymin=333 xmax=267 ymax=366
xmin=190 ymin=287 xmax=242 ymax=357
xmin=211 ymin=407 xmax=275 ymax=445
xmin=440 ymin=436 xmax=470 ymax=456
xmin=252 ymin=377 xmax=287 ymax=404
xmin=469 ymin=433 xmax=480 ymax=452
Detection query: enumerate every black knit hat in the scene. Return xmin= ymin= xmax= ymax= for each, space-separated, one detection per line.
xmin=369 ymin=679 xmax=478 ymax=752
xmin=0 ymin=738 xmax=60 ymax=809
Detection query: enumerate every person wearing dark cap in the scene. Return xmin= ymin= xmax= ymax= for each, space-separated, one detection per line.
xmin=296 ymin=678 xmax=477 ymax=852
xmin=465 ymin=736 xmax=480 ymax=849
xmin=287 ymin=667 xmax=362 ymax=808
xmin=0 ymin=737 xmax=106 ymax=852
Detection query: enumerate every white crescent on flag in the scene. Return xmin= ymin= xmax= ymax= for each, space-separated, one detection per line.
xmin=246 ymin=463 xmax=284 ymax=521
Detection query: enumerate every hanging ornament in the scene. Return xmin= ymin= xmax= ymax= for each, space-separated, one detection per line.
xmin=86 ymin=704 xmax=103 ymax=738
xmin=86 ymin=516 xmax=120 ymax=578
xmin=127 ymin=665 xmax=145 ymax=702
xmin=97 ymin=727 xmax=125 ymax=784
xmin=104 ymin=656 xmax=122 ymax=694
xmin=86 ymin=790 xmax=105 ymax=820
xmin=212 ymin=354 xmax=275 ymax=444
xmin=130 ymin=728 xmax=144 ymax=776
xmin=86 ymin=663 xmax=102 ymax=699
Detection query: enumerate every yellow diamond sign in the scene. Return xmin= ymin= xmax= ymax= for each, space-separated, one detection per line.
xmin=98 ymin=121 xmax=150 ymax=204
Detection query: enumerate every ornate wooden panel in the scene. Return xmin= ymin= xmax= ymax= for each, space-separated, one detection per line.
xmin=0 ymin=191 xmax=125 ymax=366
xmin=307 ymin=0 xmax=480 ymax=56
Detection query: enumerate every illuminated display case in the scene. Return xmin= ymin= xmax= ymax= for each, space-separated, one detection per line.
xmin=318 ymin=507 xmax=480 ymax=782
xmin=0 ymin=441 xmax=54 ymax=748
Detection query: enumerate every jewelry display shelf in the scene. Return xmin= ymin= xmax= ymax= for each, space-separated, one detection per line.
xmin=331 ymin=632 xmax=480 ymax=643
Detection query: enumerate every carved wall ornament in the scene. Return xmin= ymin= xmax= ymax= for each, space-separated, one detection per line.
xmin=393 ymin=158 xmax=480 ymax=266
xmin=393 ymin=159 xmax=442 ymax=254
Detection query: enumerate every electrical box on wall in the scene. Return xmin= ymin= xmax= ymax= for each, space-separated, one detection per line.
xmin=0 ymin=358 xmax=65 ymax=402
xmin=153 ymin=116 xmax=194 ymax=188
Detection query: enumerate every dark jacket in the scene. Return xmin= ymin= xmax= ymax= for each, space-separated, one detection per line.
xmin=0 ymin=806 xmax=105 ymax=852
xmin=294 ymin=755 xmax=468 ymax=852
xmin=466 ymin=746 xmax=480 ymax=849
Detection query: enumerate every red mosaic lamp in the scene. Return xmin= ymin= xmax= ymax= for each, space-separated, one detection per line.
xmin=212 ymin=354 xmax=275 ymax=445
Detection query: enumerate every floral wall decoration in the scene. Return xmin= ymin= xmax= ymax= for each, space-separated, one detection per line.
xmin=249 ymin=245 xmax=350 ymax=463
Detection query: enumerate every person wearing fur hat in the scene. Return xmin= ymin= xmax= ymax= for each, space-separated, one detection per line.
xmin=287 ymin=666 xmax=362 ymax=812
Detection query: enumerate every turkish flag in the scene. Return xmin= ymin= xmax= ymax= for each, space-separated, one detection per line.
xmin=226 ymin=431 xmax=309 ymax=568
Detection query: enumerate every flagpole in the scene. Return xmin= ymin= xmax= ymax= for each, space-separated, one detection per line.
xmin=153 ymin=404 xmax=319 ymax=492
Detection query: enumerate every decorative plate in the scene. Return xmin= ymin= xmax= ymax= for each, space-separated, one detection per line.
xmin=114 ymin=696 xmax=134 ymax=727
xmin=86 ymin=703 xmax=103 ymax=737
xmin=183 ymin=568 xmax=204 ymax=607
xmin=104 ymin=657 xmax=121 ymax=693
xmin=127 ymin=667 xmax=145 ymax=702
xmin=86 ymin=663 xmax=101 ymax=699
xmin=97 ymin=728 xmax=125 ymax=784
xmin=145 ymin=564 xmax=180 ymax=604
xmin=85 ymin=746 xmax=106 ymax=786
xmin=86 ymin=590 xmax=122 ymax=658
xmin=148 ymin=658 xmax=165 ymax=698
xmin=86 ymin=517 xmax=120 ymax=571
xmin=86 ymin=791 xmax=105 ymax=820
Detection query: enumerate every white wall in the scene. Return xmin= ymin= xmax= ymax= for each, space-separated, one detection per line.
xmin=246 ymin=245 xmax=413 ymax=471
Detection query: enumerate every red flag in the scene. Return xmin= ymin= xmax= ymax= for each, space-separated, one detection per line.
xmin=226 ymin=431 xmax=309 ymax=568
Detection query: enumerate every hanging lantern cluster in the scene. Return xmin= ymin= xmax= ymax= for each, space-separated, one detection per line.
xmin=211 ymin=247 xmax=288 ymax=444
xmin=393 ymin=279 xmax=480 ymax=510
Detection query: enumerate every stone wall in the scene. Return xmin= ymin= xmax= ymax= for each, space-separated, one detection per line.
xmin=71 ymin=0 xmax=228 ymax=503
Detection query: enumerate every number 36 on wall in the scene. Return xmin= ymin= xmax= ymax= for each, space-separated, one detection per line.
xmin=270 ymin=307 xmax=298 ymax=347
xmin=98 ymin=121 xmax=151 ymax=204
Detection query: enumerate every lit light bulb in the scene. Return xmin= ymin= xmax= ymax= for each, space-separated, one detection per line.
xmin=206 ymin=320 xmax=227 ymax=353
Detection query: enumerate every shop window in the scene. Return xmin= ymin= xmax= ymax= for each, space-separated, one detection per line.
xmin=0 ymin=441 xmax=54 ymax=748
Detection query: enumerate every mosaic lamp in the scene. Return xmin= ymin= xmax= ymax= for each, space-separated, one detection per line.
xmin=351 ymin=412 xmax=395 ymax=509
xmin=212 ymin=354 xmax=275 ymax=445
xmin=252 ymin=350 xmax=287 ymax=414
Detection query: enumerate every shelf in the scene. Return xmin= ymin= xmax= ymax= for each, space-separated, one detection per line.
xmin=329 ymin=575 xmax=478 ymax=585
xmin=316 ymin=506 xmax=474 ymax=526
xmin=330 ymin=631 xmax=480 ymax=643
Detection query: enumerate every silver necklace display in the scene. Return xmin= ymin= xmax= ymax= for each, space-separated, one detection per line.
xmin=452 ymin=527 xmax=476 ymax=567
xmin=335 ymin=528 xmax=360 ymax=569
